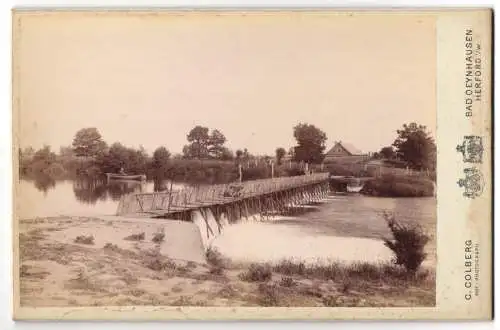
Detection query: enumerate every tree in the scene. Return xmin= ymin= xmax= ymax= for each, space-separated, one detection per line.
xmin=208 ymin=129 xmax=227 ymax=159
xmin=379 ymin=146 xmax=395 ymax=160
xmin=243 ymin=148 xmax=250 ymax=160
xmin=72 ymin=127 xmax=107 ymax=158
xmin=29 ymin=145 xmax=57 ymax=174
xmin=184 ymin=126 xmax=210 ymax=159
xmin=33 ymin=145 xmax=56 ymax=164
xmin=219 ymin=147 xmax=234 ymax=161
xmin=21 ymin=146 xmax=35 ymax=160
xmin=292 ymin=123 xmax=327 ymax=164
xmin=275 ymin=147 xmax=286 ymax=165
xmin=152 ymin=146 xmax=171 ymax=170
xmin=102 ymin=142 xmax=129 ymax=173
xmin=59 ymin=146 xmax=74 ymax=157
xmin=235 ymin=149 xmax=243 ymax=161
xmin=392 ymin=123 xmax=436 ymax=171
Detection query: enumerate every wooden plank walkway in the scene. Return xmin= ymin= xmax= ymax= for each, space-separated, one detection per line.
xmin=116 ymin=173 xmax=330 ymax=217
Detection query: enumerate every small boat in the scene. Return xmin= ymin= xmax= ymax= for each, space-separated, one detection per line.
xmin=106 ymin=173 xmax=146 ymax=181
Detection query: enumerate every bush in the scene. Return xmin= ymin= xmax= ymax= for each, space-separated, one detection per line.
xmin=257 ymin=283 xmax=281 ymax=306
xmin=361 ymin=174 xmax=435 ymax=197
xmin=144 ymin=257 xmax=177 ymax=272
xmin=205 ymin=247 xmax=229 ymax=268
xmin=273 ymin=259 xmax=306 ymax=276
xmin=74 ymin=235 xmax=95 ymax=245
xmin=382 ymin=212 xmax=430 ymax=274
xmin=240 ymin=263 xmax=273 ymax=282
xmin=152 ymin=230 xmax=165 ymax=243
xmin=124 ymin=232 xmax=145 ymax=241
xmin=279 ymin=276 xmax=296 ymax=287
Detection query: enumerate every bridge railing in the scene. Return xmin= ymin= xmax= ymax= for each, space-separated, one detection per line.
xmin=116 ymin=172 xmax=329 ymax=215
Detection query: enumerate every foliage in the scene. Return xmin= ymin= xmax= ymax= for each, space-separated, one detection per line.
xmin=72 ymin=128 xmax=107 ymax=158
xmin=272 ymin=259 xmax=431 ymax=285
xmin=292 ymin=123 xmax=327 ymax=164
xmin=379 ymin=146 xmax=395 ymax=159
xmin=183 ymin=126 xmax=210 ymax=159
xmin=152 ymin=229 xmax=166 ymax=243
xmin=235 ymin=149 xmax=243 ymax=161
xmin=218 ymin=147 xmax=234 ymax=161
xmin=151 ymin=146 xmax=171 ymax=172
xmin=205 ymin=247 xmax=230 ymax=269
xmin=74 ymin=235 xmax=95 ymax=245
xmin=275 ymin=147 xmax=286 ymax=165
xmin=382 ymin=212 xmax=430 ymax=274
xmin=208 ymin=129 xmax=227 ymax=159
xmin=392 ymin=123 xmax=436 ymax=171
xmin=124 ymin=232 xmax=145 ymax=241
xmin=257 ymin=283 xmax=281 ymax=306
xmin=279 ymin=276 xmax=297 ymax=287
xmin=240 ymin=263 xmax=273 ymax=282
xmin=361 ymin=174 xmax=435 ymax=197
xmin=96 ymin=142 xmax=149 ymax=175
xmin=182 ymin=126 xmax=231 ymax=161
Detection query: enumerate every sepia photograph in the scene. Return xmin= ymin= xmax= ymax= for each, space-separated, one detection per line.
xmin=11 ymin=9 xmax=491 ymax=320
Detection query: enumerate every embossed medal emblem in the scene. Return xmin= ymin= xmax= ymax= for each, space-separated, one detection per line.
xmin=457 ymin=167 xmax=485 ymax=198
xmin=456 ymin=136 xmax=484 ymax=163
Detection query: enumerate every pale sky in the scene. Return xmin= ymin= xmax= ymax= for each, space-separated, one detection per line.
xmin=16 ymin=12 xmax=436 ymax=156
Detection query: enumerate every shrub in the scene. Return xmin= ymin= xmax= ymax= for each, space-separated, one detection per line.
xmin=257 ymin=283 xmax=281 ymax=306
xmin=103 ymin=242 xmax=118 ymax=250
xmin=273 ymin=259 xmax=306 ymax=276
xmin=74 ymin=235 xmax=95 ymax=245
xmin=209 ymin=265 xmax=224 ymax=275
xmin=322 ymin=295 xmax=340 ymax=307
xmin=205 ymin=247 xmax=229 ymax=268
xmin=361 ymin=174 xmax=434 ymax=197
xmin=152 ymin=229 xmax=165 ymax=243
xmin=382 ymin=212 xmax=430 ymax=274
xmin=240 ymin=263 xmax=273 ymax=282
xmin=144 ymin=257 xmax=177 ymax=272
xmin=279 ymin=276 xmax=296 ymax=287
xmin=124 ymin=232 xmax=145 ymax=241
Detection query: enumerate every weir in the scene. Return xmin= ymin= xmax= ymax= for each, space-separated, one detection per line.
xmin=114 ymin=173 xmax=331 ymax=252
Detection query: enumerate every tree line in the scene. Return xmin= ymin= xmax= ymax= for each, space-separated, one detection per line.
xmin=19 ymin=122 xmax=436 ymax=181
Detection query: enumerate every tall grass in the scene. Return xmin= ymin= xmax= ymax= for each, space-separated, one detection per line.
xmin=272 ymin=259 xmax=431 ymax=285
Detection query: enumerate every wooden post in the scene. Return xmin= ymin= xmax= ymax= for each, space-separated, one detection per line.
xmin=167 ymin=180 xmax=174 ymax=213
xmin=271 ymin=162 xmax=274 ymax=178
xmin=239 ymin=164 xmax=243 ymax=183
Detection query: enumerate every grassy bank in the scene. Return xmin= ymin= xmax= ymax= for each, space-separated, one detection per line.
xmin=19 ymin=216 xmax=435 ymax=308
xmin=361 ymin=174 xmax=435 ymax=197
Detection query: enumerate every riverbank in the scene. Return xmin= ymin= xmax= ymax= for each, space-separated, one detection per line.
xmin=361 ymin=174 xmax=435 ymax=197
xmin=18 ymin=216 xmax=435 ymax=307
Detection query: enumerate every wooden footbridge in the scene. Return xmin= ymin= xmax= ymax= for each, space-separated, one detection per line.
xmin=116 ymin=173 xmax=330 ymax=222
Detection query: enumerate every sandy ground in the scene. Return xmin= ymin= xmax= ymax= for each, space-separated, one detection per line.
xmin=18 ymin=216 xmax=436 ymax=308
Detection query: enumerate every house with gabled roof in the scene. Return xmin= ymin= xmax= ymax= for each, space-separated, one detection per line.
xmin=323 ymin=141 xmax=368 ymax=163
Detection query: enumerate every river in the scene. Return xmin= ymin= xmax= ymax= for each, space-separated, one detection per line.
xmin=17 ymin=177 xmax=436 ymax=265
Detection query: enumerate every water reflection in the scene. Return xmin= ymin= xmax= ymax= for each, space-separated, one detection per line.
xmin=107 ymin=180 xmax=145 ymax=201
xmin=32 ymin=174 xmax=56 ymax=194
xmin=72 ymin=177 xmax=146 ymax=204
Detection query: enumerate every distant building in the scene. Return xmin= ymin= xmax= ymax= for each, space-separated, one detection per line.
xmin=323 ymin=141 xmax=369 ymax=163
